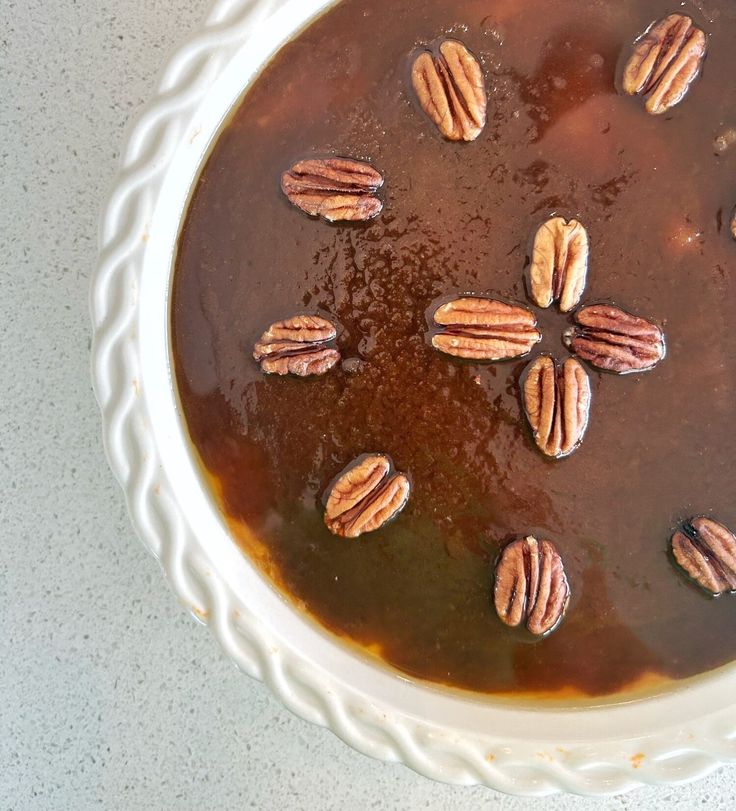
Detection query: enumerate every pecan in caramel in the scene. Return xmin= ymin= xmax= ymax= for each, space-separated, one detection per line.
xmin=253 ymin=315 xmax=340 ymax=376
xmin=431 ymin=297 xmax=541 ymax=361
xmin=565 ymin=304 xmax=665 ymax=374
xmin=622 ymin=14 xmax=707 ymax=115
xmin=324 ymin=454 xmax=410 ymax=538
xmin=281 ymin=157 xmax=383 ymax=222
xmin=494 ymin=536 xmax=570 ymax=636
xmin=522 ymin=356 xmax=591 ymax=459
xmin=411 ymin=39 xmax=487 ymax=141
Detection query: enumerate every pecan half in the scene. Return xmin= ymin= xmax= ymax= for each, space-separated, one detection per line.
xmin=411 ymin=39 xmax=487 ymax=142
xmin=622 ymin=14 xmax=707 ymax=115
xmin=324 ymin=454 xmax=410 ymax=538
xmin=671 ymin=517 xmax=736 ymax=595
xmin=564 ymin=304 xmax=665 ymax=374
xmin=493 ymin=536 xmax=570 ymax=636
xmin=281 ymin=157 xmax=383 ymax=222
xmin=431 ymin=297 xmax=541 ymax=361
xmin=528 ymin=217 xmax=589 ymax=313
xmin=253 ymin=315 xmax=340 ymax=377
xmin=522 ymin=356 xmax=591 ymax=459
xmin=731 ymin=206 xmax=736 ymax=241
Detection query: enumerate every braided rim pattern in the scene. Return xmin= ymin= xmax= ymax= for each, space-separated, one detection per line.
xmin=90 ymin=0 xmax=736 ymax=794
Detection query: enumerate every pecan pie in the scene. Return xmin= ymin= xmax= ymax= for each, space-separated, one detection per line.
xmin=172 ymin=0 xmax=736 ymax=697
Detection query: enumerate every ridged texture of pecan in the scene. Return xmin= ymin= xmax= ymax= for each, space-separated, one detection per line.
xmin=253 ymin=315 xmax=340 ymax=377
xmin=672 ymin=517 xmax=736 ymax=595
xmin=411 ymin=39 xmax=487 ymax=142
xmin=622 ymin=13 xmax=707 ymax=115
xmin=522 ymin=356 xmax=591 ymax=459
xmin=731 ymin=206 xmax=736 ymax=241
xmin=281 ymin=157 xmax=383 ymax=222
xmin=529 ymin=217 xmax=589 ymax=312
xmin=494 ymin=536 xmax=570 ymax=636
xmin=565 ymin=304 xmax=665 ymax=374
xmin=324 ymin=454 xmax=411 ymax=539
xmin=431 ymin=297 xmax=541 ymax=361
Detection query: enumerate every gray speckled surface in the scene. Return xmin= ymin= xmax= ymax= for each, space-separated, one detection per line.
xmin=1 ymin=1 xmax=735 ymax=808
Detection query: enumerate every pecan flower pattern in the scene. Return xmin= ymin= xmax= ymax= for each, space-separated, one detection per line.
xmin=430 ymin=216 xmax=666 ymax=459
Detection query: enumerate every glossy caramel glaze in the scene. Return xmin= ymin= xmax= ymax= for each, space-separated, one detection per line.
xmin=172 ymin=0 xmax=736 ymax=696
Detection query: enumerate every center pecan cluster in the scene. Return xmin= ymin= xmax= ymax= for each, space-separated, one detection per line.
xmin=429 ymin=215 xmax=667 ymax=459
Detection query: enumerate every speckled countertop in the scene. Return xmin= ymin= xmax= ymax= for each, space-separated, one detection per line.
xmin=1 ymin=1 xmax=735 ymax=808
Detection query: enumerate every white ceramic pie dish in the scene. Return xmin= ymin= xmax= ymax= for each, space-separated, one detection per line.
xmin=91 ymin=0 xmax=736 ymax=795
